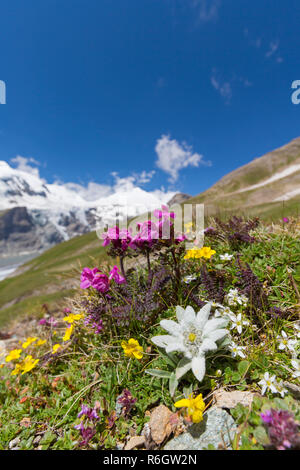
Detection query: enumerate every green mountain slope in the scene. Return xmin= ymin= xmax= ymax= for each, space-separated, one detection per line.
xmin=189 ymin=137 xmax=300 ymax=218
xmin=0 ymin=231 xmax=110 ymax=327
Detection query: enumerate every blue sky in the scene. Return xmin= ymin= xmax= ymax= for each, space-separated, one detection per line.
xmin=1 ymin=0 xmax=300 ymax=196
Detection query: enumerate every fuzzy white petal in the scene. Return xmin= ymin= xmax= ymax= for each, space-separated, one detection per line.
xmin=203 ymin=318 xmax=227 ymax=335
xmin=175 ymin=357 xmax=192 ymax=380
xmin=151 ymin=335 xmax=177 ymax=349
xmin=199 ymin=338 xmax=217 ymax=353
xmin=176 ymin=306 xmax=185 ymax=322
xmin=160 ymin=319 xmax=182 ymax=336
xmin=182 ymin=306 xmax=196 ymax=324
xmin=206 ymin=328 xmax=228 ymax=343
xmin=191 ymin=355 xmax=206 ymax=382
xmin=195 ymin=302 xmax=212 ymax=329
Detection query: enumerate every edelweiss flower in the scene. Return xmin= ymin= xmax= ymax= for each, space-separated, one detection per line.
xmin=258 ymin=372 xmax=279 ymax=395
xmin=277 ymin=330 xmax=297 ymax=353
xmin=229 ymin=341 xmax=246 ymax=359
xmin=220 ymin=253 xmax=233 ymax=261
xmin=151 ymin=303 xmax=228 ymax=382
xmin=229 ymin=313 xmax=250 ymax=334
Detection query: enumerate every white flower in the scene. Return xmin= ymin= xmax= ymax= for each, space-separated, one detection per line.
xmin=229 ymin=341 xmax=246 ymax=359
xmin=258 ymin=372 xmax=279 ymax=395
xmin=277 ymin=330 xmax=297 ymax=352
xmin=277 ymin=381 xmax=288 ymax=398
xmin=229 ymin=313 xmax=250 ymax=334
xmin=214 ymin=306 xmax=234 ymax=318
xmin=220 ymin=253 xmax=233 ymax=261
xmin=151 ymin=303 xmax=228 ymax=382
xmin=293 ymin=323 xmax=300 ymax=339
xmin=291 ymin=360 xmax=300 ymax=380
xmin=183 ymin=275 xmax=197 ymax=284
xmin=226 ymin=288 xmax=248 ymax=307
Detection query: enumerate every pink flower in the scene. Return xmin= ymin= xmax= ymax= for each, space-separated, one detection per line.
xmin=80 ymin=267 xmax=100 ymax=289
xmin=154 ymin=204 xmax=175 ymax=220
xmin=92 ymin=273 xmax=110 ymax=293
xmin=109 ymin=266 xmax=126 ymax=284
xmin=101 ymin=226 xmax=132 ymax=251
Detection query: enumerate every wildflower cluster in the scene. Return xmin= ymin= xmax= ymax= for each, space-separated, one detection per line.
xmin=261 ymin=409 xmax=300 ymax=450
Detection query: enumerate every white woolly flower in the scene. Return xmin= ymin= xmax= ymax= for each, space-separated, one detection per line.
xmin=151 ymin=303 xmax=228 ymax=382
xmin=229 ymin=341 xmax=246 ymax=359
xmin=226 ymin=288 xmax=248 ymax=307
xmin=229 ymin=312 xmax=250 ymax=334
xmin=258 ymin=372 xmax=279 ymax=395
xmin=277 ymin=330 xmax=297 ymax=352
xmin=220 ymin=253 xmax=233 ymax=261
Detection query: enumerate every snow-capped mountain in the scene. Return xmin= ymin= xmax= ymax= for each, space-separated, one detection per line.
xmin=0 ymin=161 xmax=177 ymax=258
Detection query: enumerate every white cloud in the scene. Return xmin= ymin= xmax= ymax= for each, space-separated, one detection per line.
xmin=265 ymin=40 xmax=279 ymax=58
xmin=189 ymin=0 xmax=221 ymax=22
xmin=211 ymin=73 xmax=232 ymax=104
xmin=211 ymin=70 xmax=252 ymax=104
xmin=10 ymin=155 xmax=41 ymax=177
xmin=63 ymin=182 xmax=112 ymax=201
xmin=155 ymin=135 xmax=210 ymax=183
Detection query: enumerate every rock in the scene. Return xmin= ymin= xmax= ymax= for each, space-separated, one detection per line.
xmin=124 ymin=436 xmax=145 ymax=450
xmin=33 ymin=435 xmax=42 ymax=447
xmin=213 ymin=389 xmax=255 ymax=409
xmin=9 ymin=437 xmax=20 ymax=449
xmin=164 ymin=407 xmax=237 ymax=450
xmin=149 ymin=405 xmax=173 ymax=445
xmin=0 ymin=341 xmax=7 ymax=364
xmin=283 ymin=381 xmax=300 ymax=400
xmin=167 ymin=193 xmax=191 ymax=207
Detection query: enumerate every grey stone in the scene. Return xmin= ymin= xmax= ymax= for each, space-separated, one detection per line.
xmin=9 ymin=437 xmax=20 ymax=449
xmin=164 ymin=407 xmax=237 ymax=450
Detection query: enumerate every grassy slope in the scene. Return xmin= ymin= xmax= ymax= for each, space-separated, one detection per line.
xmin=0 ymin=231 xmax=111 ymax=326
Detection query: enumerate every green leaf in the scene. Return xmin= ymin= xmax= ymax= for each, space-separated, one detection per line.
xmin=232 ymin=372 xmax=241 ymax=382
xmin=145 ymin=369 xmax=172 ymax=379
xmin=238 ymin=361 xmax=250 ymax=376
xmin=169 ymin=372 xmax=178 ymax=397
xmin=253 ymin=426 xmax=270 ymax=446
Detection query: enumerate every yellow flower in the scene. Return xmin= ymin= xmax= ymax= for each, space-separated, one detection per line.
xmin=63 ymin=314 xmax=83 ymax=324
xmin=63 ymin=324 xmax=74 ymax=342
xmin=200 ymin=247 xmax=216 ymax=259
xmin=5 ymin=349 xmax=22 ymax=362
xmin=184 ymin=222 xmax=194 ymax=234
xmin=11 ymin=363 xmax=22 ymax=376
xmin=22 ymin=337 xmax=38 ymax=349
xmin=184 ymin=246 xmax=216 ymax=260
xmin=52 ymin=344 xmax=62 ymax=354
xmin=35 ymin=339 xmax=46 ymax=347
xmin=121 ymin=338 xmax=143 ymax=360
xmin=20 ymin=355 xmax=39 ymax=375
xmin=174 ymin=393 xmax=205 ymax=423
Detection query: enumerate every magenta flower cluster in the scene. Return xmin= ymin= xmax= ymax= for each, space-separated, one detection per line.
xmin=74 ymin=404 xmax=100 ymax=447
xmin=80 ymin=265 xmax=126 ymax=293
xmin=39 ymin=316 xmax=58 ymax=327
xmin=117 ymin=389 xmax=137 ymax=416
xmin=261 ymin=409 xmax=300 ymax=450
xmin=101 ymin=205 xmax=184 ymax=253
